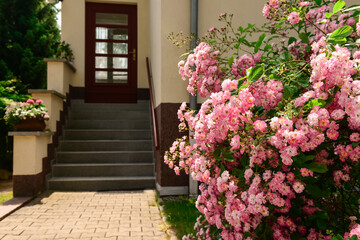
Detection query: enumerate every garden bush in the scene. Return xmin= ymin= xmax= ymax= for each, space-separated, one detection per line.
xmin=165 ymin=0 xmax=360 ymax=239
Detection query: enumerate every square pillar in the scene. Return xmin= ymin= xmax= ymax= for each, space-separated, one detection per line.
xmin=8 ymin=131 xmax=53 ymax=197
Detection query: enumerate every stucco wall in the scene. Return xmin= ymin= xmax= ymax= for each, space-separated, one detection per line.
xmin=61 ymin=0 xmax=150 ymax=89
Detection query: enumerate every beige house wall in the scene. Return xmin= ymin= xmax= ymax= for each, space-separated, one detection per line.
xmin=61 ymin=0 xmax=359 ymax=106
xmin=61 ymin=0 xmax=150 ymax=89
xmin=151 ymin=0 xmax=269 ymax=106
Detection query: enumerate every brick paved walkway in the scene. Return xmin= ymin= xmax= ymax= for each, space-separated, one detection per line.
xmin=0 ymin=190 xmax=168 ymax=240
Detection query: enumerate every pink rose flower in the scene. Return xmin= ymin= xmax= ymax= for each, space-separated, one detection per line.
xmin=253 ymin=120 xmax=267 ymax=132
xmin=26 ymin=99 xmax=35 ymax=104
xmin=293 ymin=181 xmax=305 ymax=193
xmin=299 ymin=1 xmax=310 ymax=7
xmin=36 ymin=99 xmax=43 ymax=104
xmin=288 ymin=12 xmax=299 ymax=25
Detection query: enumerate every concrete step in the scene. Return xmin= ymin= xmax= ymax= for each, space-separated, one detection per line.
xmin=63 ymin=129 xmax=152 ymax=140
xmin=48 ymin=176 xmax=156 ymax=191
xmin=71 ymin=99 xmax=150 ymax=107
xmin=68 ymin=111 xmax=150 ymax=120
xmin=59 ymin=140 xmax=153 ymax=151
xmin=70 ymin=102 xmax=150 ymax=111
xmin=56 ymin=151 xmax=153 ymax=163
xmin=65 ymin=120 xmax=151 ymax=129
xmin=52 ymin=163 xmax=154 ymax=177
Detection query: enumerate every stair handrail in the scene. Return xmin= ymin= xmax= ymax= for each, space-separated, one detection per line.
xmin=146 ymin=57 xmax=159 ymax=150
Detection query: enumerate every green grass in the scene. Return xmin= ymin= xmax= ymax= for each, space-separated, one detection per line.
xmin=161 ymin=196 xmax=200 ymax=239
xmin=0 ymin=192 xmax=13 ymax=204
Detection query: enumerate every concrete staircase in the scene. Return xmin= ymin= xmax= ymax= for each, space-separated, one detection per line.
xmin=48 ymin=99 xmax=156 ymax=191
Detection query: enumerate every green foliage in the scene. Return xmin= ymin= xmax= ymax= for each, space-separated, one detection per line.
xmin=0 ymin=79 xmax=30 ymax=172
xmin=0 ymin=0 xmax=60 ymax=89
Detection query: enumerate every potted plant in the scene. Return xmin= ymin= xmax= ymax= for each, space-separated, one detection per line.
xmin=4 ymin=99 xmax=50 ymax=131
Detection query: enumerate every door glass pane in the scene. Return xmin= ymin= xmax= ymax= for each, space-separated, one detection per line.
xmin=96 ymin=57 xmax=128 ymax=69
xmin=95 ymin=71 xmax=128 ymax=84
xmin=96 ymin=27 xmax=128 ymax=40
xmin=96 ymin=13 xmax=128 ymax=26
xmin=96 ymin=42 xmax=128 ymax=54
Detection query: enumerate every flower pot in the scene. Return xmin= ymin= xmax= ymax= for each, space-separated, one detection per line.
xmin=14 ymin=118 xmax=46 ymax=131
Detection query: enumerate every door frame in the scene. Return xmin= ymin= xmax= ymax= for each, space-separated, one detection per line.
xmin=85 ymin=2 xmax=138 ymax=103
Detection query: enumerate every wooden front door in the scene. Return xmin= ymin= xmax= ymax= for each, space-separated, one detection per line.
xmin=85 ymin=3 xmax=137 ymax=103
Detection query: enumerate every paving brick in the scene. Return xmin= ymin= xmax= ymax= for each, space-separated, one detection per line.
xmin=0 ymin=191 xmax=167 ymax=239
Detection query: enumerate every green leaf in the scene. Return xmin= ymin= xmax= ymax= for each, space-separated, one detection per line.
xmin=316 ymin=219 xmax=326 ymax=230
xmin=326 ymin=12 xmax=333 ymax=18
xmin=304 ymin=99 xmax=326 ymax=109
xmin=247 ymin=65 xmax=264 ymax=83
xmin=254 ymin=33 xmax=266 ymax=53
xmin=239 ymin=83 xmax=249 ymax=89
xmin=220 ymin=164 xmax=226 ymax=174
xmin=333 ymin=0 xmax=346 ymax=14
xmin=350 ymin=235 xmax=359 ymax=240
xmin=307 ymin=162 xmax=328 ymax=173
xmin=332 ymin=234 xmax=344 ymax=240
xmin=328 ymin=37 xmax=347 ymax=44
xmin=315 ymin=0 xmax=322 ymax=5
xmin=288 ymin=37 xmax=297 ymax=45
xmin=283 ymin=85 xmax=297 ymax=99
xmin=264 ymin=44 xmax=272 ymax=51
xmin=299 ymin=33 xmax=309 ymax=44
xmin=306 ymin=184 xmax=328 ymax=198
xmin=228 ymin=56 xmax=234 ymax=68
xmin=330 ymin=26 xmax=353 ymax=39
xmin=240 ymin=154 xmax=250 ymax=167
xmin=297 ymin=78 xmax=309 ymax=87
xmin=352 ymin=142 xmax=360 ymax=148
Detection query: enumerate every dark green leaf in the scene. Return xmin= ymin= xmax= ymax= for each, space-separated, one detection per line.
xmin=220 ymin=164 xmax=226 ymax=174
xmin=306 ymin=185 xmax=328 ymax=198
xmin=352 ymin=142 xmax=360 ymax=148
xmin=332 ymin=234 xmax=344 ymax=240
xmin=283 ymin=85 xmax=296 ymax=99
xmin=241 ymin=154 xmax=250 ymax=167
xmin=288 ymin=37 xmax=297 ymax=45
xmin=228 ymin=57 xmax=234 ymax=68
xmin=297 ymin=78 xmax=309 ymax=87
xmin=350 ymin=235 xmax=359 ymax=240
xmin=254 ymin=33 xmax=266 ymax=53
xmin=315 ymin=0 xmax=322 ymax=5
xmin=307 ymin=162 xmax=328 ymax=173
xmin=247 ymin=65 xmax=264 ymax=83
xmin=316 ymin=219 xmax=326 ymax=230
xmin=299 ymin=33 xmax=309 ymax=44
xmin=264 ymin=44 xmax=272 ymax=51
xmin=333 ymin=0 xmax=346 ymax=14
xmin=330 ymin=26 xmax=353 ymax=39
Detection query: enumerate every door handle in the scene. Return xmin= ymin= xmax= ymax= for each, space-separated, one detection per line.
xmin=129 ymin=49 xmax=136 ymax=61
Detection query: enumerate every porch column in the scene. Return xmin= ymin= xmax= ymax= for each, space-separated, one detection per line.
xmin=8 ymin=131 xmax=53 ymax=197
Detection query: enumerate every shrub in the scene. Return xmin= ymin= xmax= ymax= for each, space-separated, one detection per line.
xmin=165 ymin=0 xmax=360 ymax=239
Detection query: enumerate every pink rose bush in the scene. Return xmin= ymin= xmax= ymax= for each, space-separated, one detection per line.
xmin=167 ymin=0 xmax=360 ymax=239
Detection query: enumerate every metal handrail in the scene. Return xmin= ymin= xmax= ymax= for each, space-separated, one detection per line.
xmin=146 ymin=57 xmax=159 ymax=150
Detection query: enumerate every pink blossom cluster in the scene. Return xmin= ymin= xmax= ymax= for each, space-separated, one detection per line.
xmin=231 ymin=54 xmax=260 ymax=77
xmin=178 ymin=42 xmax=223 ymax=97
xmin=166 ymin=1 xmax=360 ymax=239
